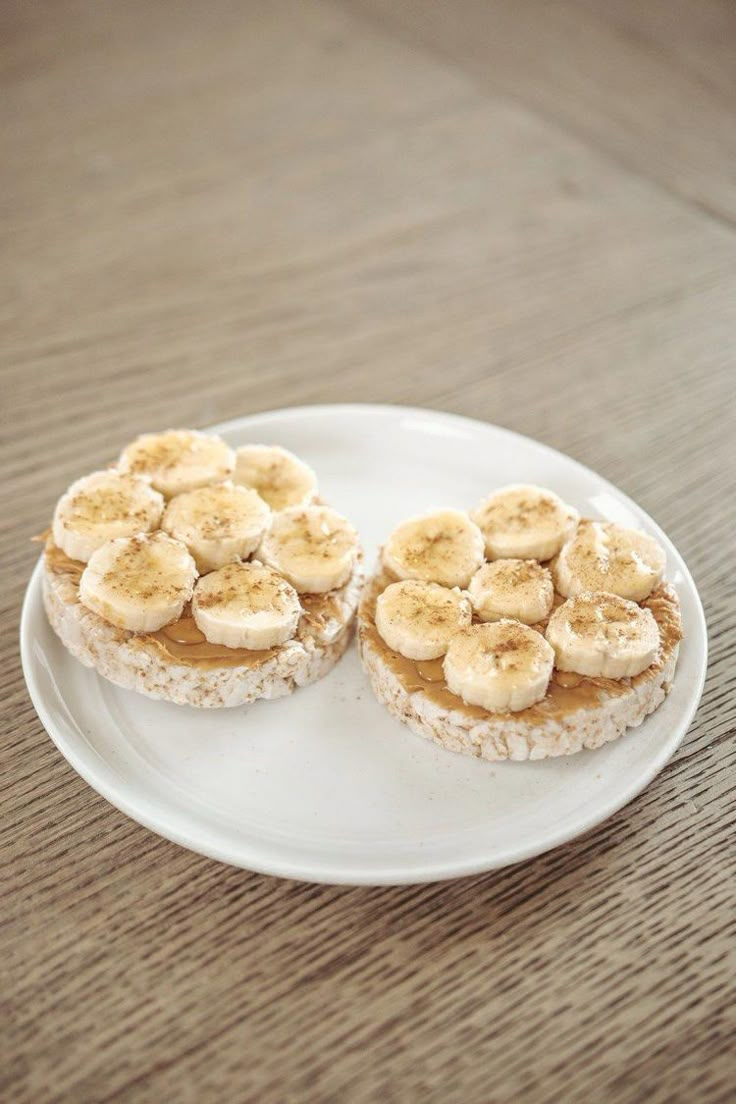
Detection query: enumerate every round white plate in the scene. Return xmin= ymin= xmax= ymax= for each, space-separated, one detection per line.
xmin=21 ymin=404 xmax=707 ymax=885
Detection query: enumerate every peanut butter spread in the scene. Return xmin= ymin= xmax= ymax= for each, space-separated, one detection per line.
xmin=44 ymin=541 xmax=84 ymax=581
xmin=44 ymin=540 xmax=343 ymax=670
xmin=359 ymin=569 xmax=682 ymax=723
xmin=146 ymin=615 xmax=278 ymax=668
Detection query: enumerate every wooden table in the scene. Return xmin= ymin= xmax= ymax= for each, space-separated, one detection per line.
xmin=3 ymin=2 xmax=734 ymax=1100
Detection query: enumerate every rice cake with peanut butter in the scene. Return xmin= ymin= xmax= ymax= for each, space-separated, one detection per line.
xmin=41 ymin=431 xmax=363 ymax=708
xmin=358 ymin=488 xmax=681 ymax=761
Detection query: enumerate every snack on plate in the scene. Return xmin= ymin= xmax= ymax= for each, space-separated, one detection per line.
xmin=358 ymin=486 xmax=681 ymax=761
xmin=42 ymin=431 xmax=363 ymax=707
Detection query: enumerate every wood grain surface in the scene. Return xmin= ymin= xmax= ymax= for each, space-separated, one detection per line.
xmin=2 ymin=2 xmax=735 ymax=1101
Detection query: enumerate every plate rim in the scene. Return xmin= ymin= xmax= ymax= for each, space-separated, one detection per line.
xmin=20 ymin=402 xmax=708 ymax=885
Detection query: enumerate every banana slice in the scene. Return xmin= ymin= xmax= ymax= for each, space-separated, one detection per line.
xmin=192 ymin=561 xmax=301 ymax=650
xmin=119 ymin=429 xmax=234 ymax=497
xmin=258 ymin=505 xmax=359 ymax=593
xmin=468 ymin=559 xmax=554 ymax=625
xmin=79 ymin=532 xmax=197 ymax=632
xmin=382 ymin=509 xmax=485 ymax=589
xmin=52 ymin=470 xmax=164 ymax=563
xmin=444 ymin=621 xmax=554 ymax=713
xmin=546 ymin=592 xmax=660 ymax=679
xmin=375 ymin=580 xmax=472 ymax=661
xmin=233 ymin=445 xmax=318 ymax=511
xmin=554 ymin=520 xmax=666 ymax=601
xmin=161 ymin=481 xmax=271 ymax=573
xmin=471 ymin=484 xmax=578 ymax=561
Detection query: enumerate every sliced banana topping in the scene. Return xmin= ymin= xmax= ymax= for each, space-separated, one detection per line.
xmin=258 ymin=505 xmax=359 ymax=594
xmin=52 ymin=470 xmax=164 ymax=563
xmin=79 ymin=532 xmax=197 ymax=633
xmin=382 ymin=509 xmax=484 ymax=589
xmin=444 ymin=621 xmax=554 ymax=713
xmin=546 ymin=592 xmax=660 ymax=679
xmin=554 ymin=520 xmax=666 ymax=602
xmin=471 ymin=484 xmax=578 ymax=561
xmin=468 ymin=559 xmax=553 ymax=625
xmin=161 ymin=481 xmax=271 ymax=573
xmin=375 ymin=580 xmax=472 ymax=661
xmin=192 ymin=561 xmax=301 ymax=650
xmin=233 ymin=444 xmax=318 ymax=511
xmin=119 ymin=429 xmax=235 ymax=498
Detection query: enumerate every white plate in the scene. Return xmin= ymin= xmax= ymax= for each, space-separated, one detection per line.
xmin=21 ymin=404 xmax=707 ymax=885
